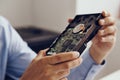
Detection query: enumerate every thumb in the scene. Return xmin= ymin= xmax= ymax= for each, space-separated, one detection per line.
xmin=36 ymin=49 xmax=48 ymax=60
xmin=38 ymin=49 xmax=48 ymax=57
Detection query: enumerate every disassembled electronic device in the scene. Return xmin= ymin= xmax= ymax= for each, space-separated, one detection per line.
xmin=46 ymin=13 xmax=103 ymax=56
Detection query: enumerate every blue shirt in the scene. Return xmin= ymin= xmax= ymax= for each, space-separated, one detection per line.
xmin=0 ymin=16 xmax=104 ymax=80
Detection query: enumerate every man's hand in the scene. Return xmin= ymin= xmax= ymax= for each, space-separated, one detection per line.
xmin=20 ymin=50 xmax=82 ymax=80
xmin=90 ymin=11 xmax=117 ymax=64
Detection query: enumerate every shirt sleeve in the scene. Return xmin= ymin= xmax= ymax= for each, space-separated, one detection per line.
xmin=67 ymin=47 xmax=105 ymax=80
xmin=1 ymin=17 xmax=37 ymax=79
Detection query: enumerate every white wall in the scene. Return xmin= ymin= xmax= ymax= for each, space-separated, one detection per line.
xmin=0 ymin=0 xmax=33 ymax=27
xmin=76 ymin=0 xmax=120 ymax=79
xmin=0 ymin=0 xmax=76 ymax=31
xmin=76 ymin=0 xmax=119 ymax=16
xmin=33 ymin=0 xmax=76 ymax=32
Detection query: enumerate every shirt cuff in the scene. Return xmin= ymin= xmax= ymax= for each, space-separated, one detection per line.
xmin=81 ymin=48 xmax=105 ymax=80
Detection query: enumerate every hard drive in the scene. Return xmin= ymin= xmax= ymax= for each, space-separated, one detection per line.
xmin=46 ymin=13 xmax=103 ymax=56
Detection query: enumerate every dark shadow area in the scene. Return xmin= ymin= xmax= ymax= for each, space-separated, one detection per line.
xmin=16 ymin=27 xmax=59 ymax=53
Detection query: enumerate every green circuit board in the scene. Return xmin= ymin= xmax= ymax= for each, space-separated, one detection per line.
xmin=48 ymin=28 xmax=86 ymax=54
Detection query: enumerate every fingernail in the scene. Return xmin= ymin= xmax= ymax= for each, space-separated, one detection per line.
xmin=104 ymin=11 xmax=108 ymax=16
xmin=102 ymin=10 xmax=109 ymax=16
xmin=103 ymin=11 xmax=107 ymax=15
xmin=99 ymin=30 xmax=104 ymax=35
xmin=73 ymin=51 xmax=80 ymax=57
xmin=99 ymin=19 xmax=105 ymax=25
xmin=101 ymin=38 xmax=105 ymax=42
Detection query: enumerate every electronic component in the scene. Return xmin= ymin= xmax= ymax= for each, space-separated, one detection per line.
xmin=46 ymin=13 xmax=103 ymax=56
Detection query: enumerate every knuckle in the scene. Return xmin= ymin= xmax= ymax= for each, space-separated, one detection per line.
xmin=106 ymin=36 xmax=115 ymax=44
xmin=44 ymin=69 xmax=51 ymax=77
xmin=59 ymin=70 xmax=70 ymax=77
xmin=65 ymin=70 xmax=70 ymax=75
xmin=55 ymin=55 xmax=62 ymax=62
xmin=107 ymin=26 xmax=114 ymax=32
xmin=72 ymin=58 xmax=81 ymax=67
xmin=109 ymin=26 xmax=114 ymax=30
xmin=105 ymin=17 xmax=115 ymax=24
xmin=110 ymin=17 xmax=115 ymax=24
xmin=39 ymin=58 xmax=46 ymax=64
xmin=50 ymin=55 xmax=61 ymax=64
xmin=77 ymin=58 xmax=82 ymax=64
xmin=105 ymin=26 xmax=116 ymax=34
xmin=73 ymin=60 xmax=79 ymax=66
xmin=64 ymin=63 xmax=71 ymax=69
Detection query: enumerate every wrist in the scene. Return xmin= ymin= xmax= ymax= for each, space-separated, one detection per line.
xmin=89 ymin=45 xmax=107 ymax=64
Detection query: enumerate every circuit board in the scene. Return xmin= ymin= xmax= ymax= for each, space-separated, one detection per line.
xmin=46 ymin=13 xmax=103 ymax=55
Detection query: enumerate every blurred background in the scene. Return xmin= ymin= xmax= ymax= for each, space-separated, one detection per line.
xmin=0 ymin=0 xmax=120 ymax=79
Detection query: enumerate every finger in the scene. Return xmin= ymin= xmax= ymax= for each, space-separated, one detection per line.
xmin=98 ymin=25 xmax=117 ymax=36
xmin=38 ymin=49 xmax=48 ymax=56
xmin=100 ymin=35 xmax=116 ymax=43
xmin=102 ymin=11 xmax=111 ymax=17
xmin=54 ymin=57 xmax=82 ymax=71
xmin=99 ymin=17 xmax=115 ymax=26
xmin=60 ymin=77 xmax=68 ymax=80
xmin=47 ymin=51 xmax=80 ymax=64
xmin=58 ymin=70 xmax=70 ymax=77
xmin=68 ymin=19 xmax=73 ymax=23
xmin=54 ymin=70 xmax=70 ymax=80
xmin=34 ymin=49 xmax=48 ymax=62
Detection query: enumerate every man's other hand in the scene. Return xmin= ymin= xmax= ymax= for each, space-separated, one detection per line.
xmin=20 ymin=50 xmax=82 ymax=80
xmin=90 ymin=11 xmax=117 ymax=64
